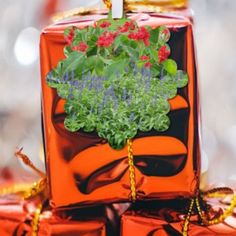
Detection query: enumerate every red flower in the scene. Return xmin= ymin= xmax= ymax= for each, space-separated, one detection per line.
xmin=119 ymin=21 xmax=136 ymax=33
xmin=158 ymin=45 xmax=170 ymax=63
xmin=72 ymin=41 xmax=88 ymax=52
xmin=140 ymin=55 xmax=150 ymax=61
xmin=99 ymin=21 xmax=111 ymax=28
xmin=97 ymin=32 xmax=116 ymax=47
xmin=163 ymin=28 xmax=169 ymax=35
xmin=144 ymin=62 xmax=152 ymax=68
xmin=128 ymin=27 xmax=150 ymax=46
xmin=160 ymin=28 xmax=170 ymax=41
xmin=65 ymin=28 xmax=74 ymax=46
xmin=128 ymin=32 xmax=137 ymax=40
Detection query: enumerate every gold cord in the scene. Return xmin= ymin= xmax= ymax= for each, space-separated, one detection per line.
xmin=127 ymin=139 xmax=136 ymax=201
xmin=199 ymin=188 xmax=236 ymax=225
xmin=31 ymin=204 xmax=42 ymax=236
xmin=182 ymin=188 xmax=236 ymax=235
xmin=0 ymin=149 xmax=47 ymax=199
xmin=23 ymin=178 xmax=47 ymax=200
xmin=0 ymin=178 xmax=46 ymax=200
xmin=15 ymin=148 xmax=46 ymax=178
xmin=182 ymin=198 xmax=194 ymax=236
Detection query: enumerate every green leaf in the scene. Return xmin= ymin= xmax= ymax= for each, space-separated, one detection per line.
xmin=64 ymin=46 xmax=73 ymax=58
xmin=175 ymin=70 xmax=189 ymax=88
xmin=104 ymin=60 xmax=128 ymax=78
xmin=163 ymin=59 xmax=177 ymax=76
xmin=150 ymin=28 xmax=160 ymax=44
xmin=62 ymin=52 xmax=85 ymax=75
xmin=154 ymin=114 xmax=170 ymax=132
xmin=94 ymin=57 xmax=104 ymax=76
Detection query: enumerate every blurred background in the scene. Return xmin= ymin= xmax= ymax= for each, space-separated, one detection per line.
xmin=0 ymin=0 xmax=236 ymax=189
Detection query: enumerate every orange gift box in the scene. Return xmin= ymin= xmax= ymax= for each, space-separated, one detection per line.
xmin=0 ymin=200 xmax=28 ymax=236
xmin=0 ymin=199 xmax=107 ymax=236
xmin=121 ymin=206 xmax=236 ymax=236
xmin=40 ymin=12 xmax=200 ymax=208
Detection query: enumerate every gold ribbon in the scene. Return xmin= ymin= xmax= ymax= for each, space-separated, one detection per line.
xmin=52 ymin=0 xmax=188 ymax=23
xmin=52 ymin=6 xmax=100 ymax=23
xmin=103 ymin=0 xmax=112 ymax=9
xmin=182 ymin=187 xmax=236 ymax=235
xmin=104 ymin=0 xmax=188 ymax=12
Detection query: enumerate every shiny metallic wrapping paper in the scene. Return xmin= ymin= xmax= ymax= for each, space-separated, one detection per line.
xmin=121 ymin=207 xmax=236 ymax=236
xmin=0 ymin=200 xmax=107 ymax=236
xmin=40 ymin=12 xmax=200 ymax=208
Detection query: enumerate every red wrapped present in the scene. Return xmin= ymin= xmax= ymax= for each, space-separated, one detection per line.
xmin=121 ymin=201 xmax=236 ymax=236
xmin=0 ymin=200 xmax=28 ymax=236
xmin=0 ymin=199 xmax=107 ymax=236
xmin=40 ymin=4 xmax=200 ymax=208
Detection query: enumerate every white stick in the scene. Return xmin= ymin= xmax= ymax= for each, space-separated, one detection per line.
xmin=112 ymin=0 xmax=123 ymax=19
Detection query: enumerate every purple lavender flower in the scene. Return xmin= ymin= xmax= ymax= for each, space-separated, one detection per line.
xmin=122 ymin=88 xmax=127 ymax=100
xmin=160 ymin=68 xmax=164 ymax=80
xmin=71 ymin=70 xmax=75 ymax=80
xmin=73 ymin=80 xmax=79 ymax=87
xmin=129 ymin=112 xmax=135 ymax=122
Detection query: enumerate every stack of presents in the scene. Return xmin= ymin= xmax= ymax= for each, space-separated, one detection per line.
xmin=1 ymin=0 xmax=236 ymax=235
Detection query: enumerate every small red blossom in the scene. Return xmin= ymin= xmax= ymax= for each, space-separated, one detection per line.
xmin=160 ymin=28 xmax=170 ymax=42
xmin=99 ymin=20 xmax=111 ymax=28
xmin=140 ymin=55 xmax=150 ymax=61
xmin=72 ymin=41 xmax=88 ymax=52
xmin=158 ymin=45 xmax=170 ymax=64
xmin=163 ymin=28 xmax=169 ymax=35
xmin=119 ymin=21 xmax=136 ymax=33
xmin=97 ymin=32 xmax=116 ymax=47
xmin=65 ymin=28 xmax=74 ymax=46
xmin=128 ymin=26 xmax=150 ymax=46
xmin=128 ymin=32 xmax=137 ymax=40
xmin=144 ymin=62 xmax=152 ymax=68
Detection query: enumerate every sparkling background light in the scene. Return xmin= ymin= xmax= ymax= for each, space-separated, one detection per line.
xmin=14 ymin=27 xmax=40 ymax=66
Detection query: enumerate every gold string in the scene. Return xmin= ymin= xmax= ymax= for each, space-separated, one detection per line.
xmin=182 ymin=198 xmax=194 ymax=236
xmin=127 ymin=139 xmax=136 ymax=201
xmin=15 ymin=148 xmax=46 ymax=178
xmin=0 ymin=149 xmax=47 ymax=200
xmin=182 ymin=188 xmax=236 ymax=235
xmin=197 ymin=194 xmax=236 ymax=225
xmin=0 ymin=178 xmax=47 ymax=200
xmin=23 ymin=178 xmax=47 ymax=200
xmin=31 ymin=204 xmax=43 ymax=236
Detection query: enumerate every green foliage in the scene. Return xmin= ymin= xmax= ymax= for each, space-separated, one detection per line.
xmin=46 ymin=16 xmax=189 ymax=150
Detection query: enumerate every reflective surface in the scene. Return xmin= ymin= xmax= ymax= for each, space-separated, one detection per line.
xmin=125 ymin=0 xmax=188 ymax=11
xmin=40 ymin=13 xmax=199 ymax=208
